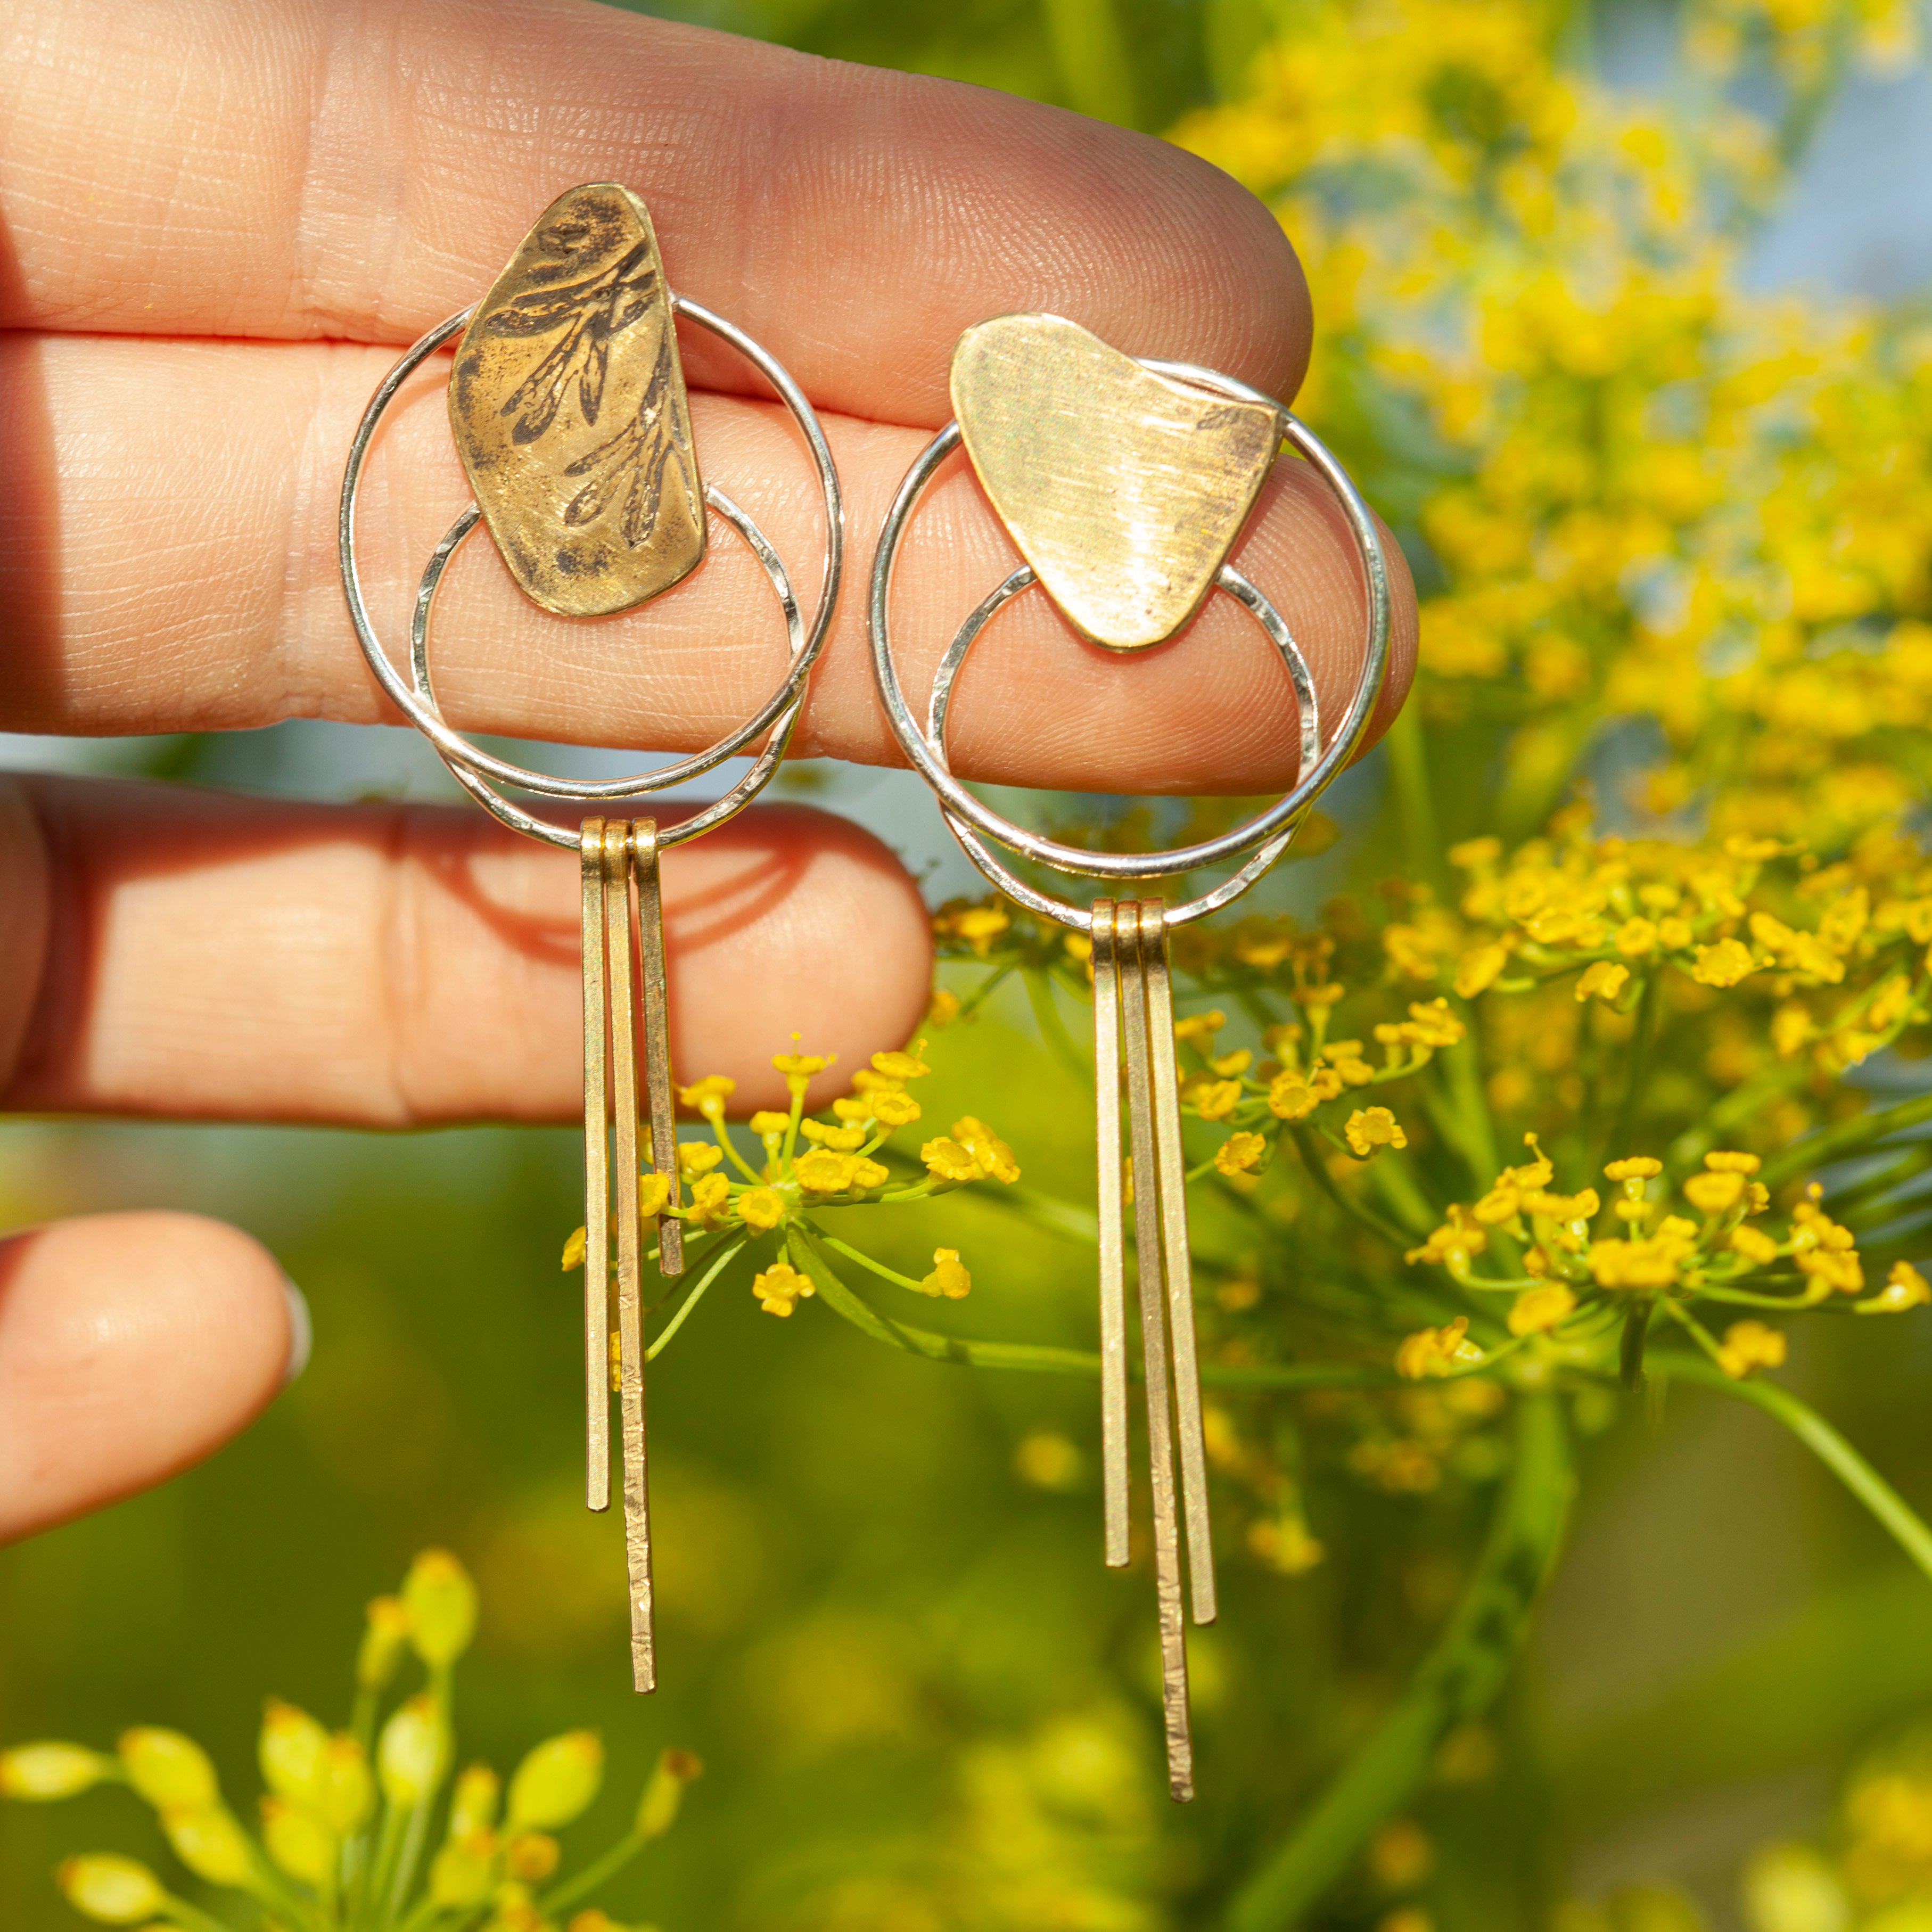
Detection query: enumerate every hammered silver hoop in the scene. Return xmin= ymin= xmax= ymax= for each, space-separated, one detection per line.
xmin=867 ymin=358 xmax=1392 ymax=927
xmin=340 ymin=297 xmax=843 ymax=853
xmin=925 ymin=563 xmax=1315 ymax=930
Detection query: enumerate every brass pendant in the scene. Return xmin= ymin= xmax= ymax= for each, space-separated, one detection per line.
xmin=450 ymin=183 xmax=707 ymax=618
xmin=950 ymin=313 xmax=1279 ymax=650
xmin=1093 ymin=898 xmax=1216 ymax=1802
xmin=580 ymin=818 xmax=683 ymax=1693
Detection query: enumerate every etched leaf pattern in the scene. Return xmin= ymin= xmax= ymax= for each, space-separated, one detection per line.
xmin=482 ymin=220 xmax=694 ymax=545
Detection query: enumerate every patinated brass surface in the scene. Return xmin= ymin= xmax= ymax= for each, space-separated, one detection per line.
xmin=450 ymin=183 xmax=706 ymax=618
xmin=950 ymin=314 xmax=1279 ymax=651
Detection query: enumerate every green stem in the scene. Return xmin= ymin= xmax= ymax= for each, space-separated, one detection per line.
xmin=646 ymin=1237 xmax=747 ymax=1360
xmin=1658 ymin=1354 xmax=1932 ymax=1584
xmin=1384 ymin=699 xmax=1450 ymax=899
xmin=536 ymin=1829 xmax=649 ymax=1919
xmin=1023 ymin=966 xmax=1092 ymax=1090
xmin=790 ymin=1225 xmax=1391 ymax=1388
xmin=951 ymin=962 xmax=1015 ymax=1021
xmin=1604 ymin=971 xmax=1662 ymax=1164
xmin=1228 ymin=1395 xmax=1573 ymax=1931
xmin=1619 ymin=1298 xmax=1653 ymax=1391
xmin=815 ymin=1231 xmax=932 ymax=1296
xmin=1288 ymin=1125 xmax=1415 ymax=1249
xmin=1758 ymin=1091 xmax=1932 ymax=1191
xmin=159 ymin=1895 xmax=242 ymax=1932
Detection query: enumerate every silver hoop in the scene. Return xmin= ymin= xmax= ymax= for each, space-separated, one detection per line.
xmin=339 ymin=296 xmax=842 ymax=852
xmin=924 ymin=563 xmax=1314 ymax=928
xmin=867 ymin=359 xmax=1391 ymax=916
xmin=413 ymin=487 xmax=806 ymax=850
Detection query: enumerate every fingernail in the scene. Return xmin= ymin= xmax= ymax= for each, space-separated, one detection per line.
xmin=281 ymin=1277 xmax=314 ymax=1386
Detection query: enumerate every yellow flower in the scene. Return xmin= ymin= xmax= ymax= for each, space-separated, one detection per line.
xmin=678 ymin=1075 xmax=736 ymax=1119
xmin=1405 ymin=1204 xmax=1489 ymax=1268
xmin=872 ymin=1089 xmax=923 ymax=1128
xmin=751 ymin=1262 xmax=813 ymax=1317
xmin=1403 ymin=998 xmax=1466 ymax=1047
xmin=1683 ymin=1171 xmax=1745 ymax=1214
xmin=687 ymin=1173 xmax=730 ymax=1222
xmin=1508 ymin=1284 xmax=1576 ymax=1335
xmin=920 ymin=1137 xmax=979 ymax=1183
xmin=1454 ymin=943 xmax=1509 ymax=998
xmin=1173 ymin=1009 xmax=1227 ymax=1046
xmin=1716 ymin=1319 xmax=1787 ymax=1378
xmin=1604 ymin=1156 xmax=1662 ymax=1182
xmin=1268 ymin=1070 xmax=1320 ymax=1121
xmin=1576 ymin=961 xmax=1629 ymax=1003
xmin=772 ymin=1049 xmax=831 ymax=1078
xmin=1692 ymin=939 xmax=1756 ymax=987
xmin=1705 ymin=1150 xmax=1762 ymax=1174
xmin=1614 ymin=916 xmax=1658 ymax=956
xmin=800 ymin=1120 xmax=868 ymax=1151
xmin=1344 ymin=1106 xmax=1408 ymax=1157
xmin=920 ymin=1248 xmax=972 ymax=1299
xmin=1730 ymin=1225 xmax=1781 ymax=1265
xmin=0 ymin=1743 xmax=113 ymax=1801
xmin=1588 ymin=1229 xmax=1695 ymax=1289
xmin=1195 ymin=1078 xmax=1244 ymax=1121
xmin=737 ymin=1187 xmax=786 ymax=1231
xmin=794 ymin=1149 xmax=858 ymax=1194
xmin=637 ymin=1173 xmax=673 ymax=1218
xmin=1395 ymin=1316 xmax=1481 ymax=1379
xmin=951 ymin=1116 xmax=1021 ymax=1183
xmin=871 ymin=1044 xmax=931 ymax=1080
xmin=749 ymin=1110 xmax=791 ymax=1139
xmin=1214 ymin=1131 xmax=1269 ymax=1176
xmin=560 ymin=1226 xmax=587 ymax=1271
xmin=57 ymin=1855 xmax=166 ymax=1924
xmin=849 ymin=1157 xmax=890 ymax=1190
xmin=1797 ymin=1247 xmax=1864 ymax=1295
xmin=950 ymin=905 xmax=1010 ymax=955
xmin=1870 ymin=1260 xmax=1932 ymax=1311
xmin=1657 ymin=917 xmax=1694 ymax=950
xmin=677 ymin=1142 xmax=723 ymax=1178
xmin=772 ymin=1046 xmax=832 ymax=1098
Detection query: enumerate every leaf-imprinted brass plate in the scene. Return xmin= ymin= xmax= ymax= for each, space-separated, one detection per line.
xmin=450 ymin=183 xmax=706 ymax=619
xmin=950 ymin=314 xmax=1280 ymax=651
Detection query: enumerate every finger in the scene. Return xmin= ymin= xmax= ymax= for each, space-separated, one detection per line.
xmin=0 ymin=1211 xmax=300 ymax=1543
xmin=1 ymin=0 xmax=1308 ymax=423
xmin=3 ymin=335 xmax=1417 ymax=794
xmin=0 ymin=776 xmax=933 ymax=1124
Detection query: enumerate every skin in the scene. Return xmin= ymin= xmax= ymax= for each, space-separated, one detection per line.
xmin=0 ymin=0 xmax=1416 ymax=1542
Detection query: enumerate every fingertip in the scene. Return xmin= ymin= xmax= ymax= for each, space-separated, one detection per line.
xmin=665 ymin=802 xmax=935 ymax=1113
xmin=0 ymin=1211 xmax=295 ymax=1542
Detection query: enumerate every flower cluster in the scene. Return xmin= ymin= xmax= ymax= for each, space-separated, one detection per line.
xmin=564 ymin=1038 xmax=1020 ymax=1343
xmin=1176 ymin=0 xmax=1930 ymax=851
xmin=0 ymin=1551 xmax=698 ymax=1932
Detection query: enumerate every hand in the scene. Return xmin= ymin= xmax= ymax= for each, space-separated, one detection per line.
xmin=0 ymin=0 xmax=1416 ymax=1540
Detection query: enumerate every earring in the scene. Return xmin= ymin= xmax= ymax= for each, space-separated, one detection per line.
xmin=867 ymin=313 xmax=1391 ymax=1799
xmin=339 ymin=183 xmax=842 ymax=1695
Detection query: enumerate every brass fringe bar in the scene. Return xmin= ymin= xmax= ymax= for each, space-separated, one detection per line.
xmin=580 ymin=820 xmax=612 ymax=1514
xmin=1092 ymin=899 xmax=1131 ymax=1569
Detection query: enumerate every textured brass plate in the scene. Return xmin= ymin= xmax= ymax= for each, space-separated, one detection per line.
xmin=450 ymin=183 xmax=706 ymax=618
xmin=950 ymin=314 xmax=1279 ymax=651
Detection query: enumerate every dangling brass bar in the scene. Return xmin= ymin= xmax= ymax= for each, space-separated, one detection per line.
xmin=1116 ymin=899 xmax=1194 ymax=1802
xmin=632 ymin=821 xmax=684 ymax=1280
xmin=602 ymin=821 xmax=656 ymax=1693
xmin=581 ymin=819 xmax=612 ymax=1514
xmin=1091 ymin=900 xmax=1130 ymax=1568
xmin=1140 ymin=902 xmax=1216 ymax=1627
